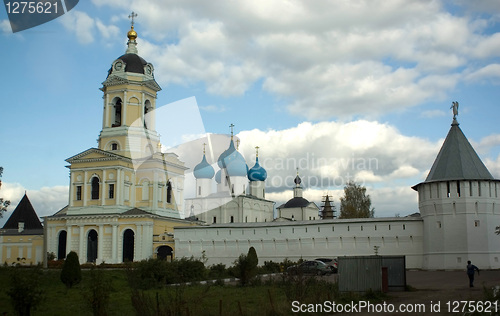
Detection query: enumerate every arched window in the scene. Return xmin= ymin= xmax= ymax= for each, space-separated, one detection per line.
xmin=167 ymin=181 xmax=172 ymax=203
xmin=111 ymin=143 xmax=118 ymax=150
xmin=87 ymin=229 xmax=98 ymax=263
xmin=91 ymin=177 xmax=100 ymax=200
xmin=113 ymin=98 xmax=122 ymax=127
xmin=144 ymin=100 xmax=152 ymax=129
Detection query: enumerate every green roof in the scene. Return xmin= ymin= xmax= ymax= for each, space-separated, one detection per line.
xmin=425 ymin=119 xmax=494 ymax=182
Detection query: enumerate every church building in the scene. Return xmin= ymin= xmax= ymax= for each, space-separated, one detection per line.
xmin=43 ymin=22 xmax=198 ymax=264
xmin=186 ymin=135 xmax=275 ymax=224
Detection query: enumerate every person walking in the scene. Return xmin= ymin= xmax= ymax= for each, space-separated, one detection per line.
xmin=466 ymin=260 xmax=480 ymax=287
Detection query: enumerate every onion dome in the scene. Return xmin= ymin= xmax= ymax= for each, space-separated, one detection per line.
xmin=294 ymin=175 xmax=302 ymax=185
xmin=217 ymin=139 xmax=248 ymax=177
xmin=248 ymin=157 xmax=267 ymax=181
xmin=215 ymin=169 xmax=222 ymax=184
xmin=193 ymin=154 xmax=215 ymax=179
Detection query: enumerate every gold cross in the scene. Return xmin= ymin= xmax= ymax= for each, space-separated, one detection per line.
xmin=129 ymin=11 xmax=138 ymax=26
xmin=255 ymin=146 xmax=259 ymax=157
xmin=203 ymin=143 xmax=206 ymax=154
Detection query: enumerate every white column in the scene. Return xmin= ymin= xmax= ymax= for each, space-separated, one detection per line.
xmin=112 ymin=224 xmax=118 ymax=263
xmin=131 ymin=173 xmax=136 ymax=207
xmin=83 ymin=171 xmax=88 ymax=206
xmin=123 ymin=90 xmax=127 ymax=126
xmin=69 ymin=172 xmax=74 ymax=207
xmin=101 ymin=169 xmax=107 ymax=206
xmin=136 ymin=224 xmax=143 ymax=260
xmin=66 ymin=225 xmax=72 ymax=254
xmin=142 ymin=223 xmax=153 ymax=259
xmin=98 ymin=224 xmax=104 ymax=263
xmin=153 ymin=172 xmax=158 ymax=210
xmin=79 ymin=225 xmax=85 ymax=263
xmin=104 ymin=93 xmax=109 ymax=129
xmin=116 ymin=168 xmax=122 ymax=205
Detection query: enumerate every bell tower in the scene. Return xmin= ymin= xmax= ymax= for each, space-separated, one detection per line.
xmin=98 ymin=12 xmax=161 ymax=159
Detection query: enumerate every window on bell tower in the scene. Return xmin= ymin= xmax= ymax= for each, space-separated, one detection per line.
xmin=113 ymin=98 xmax=122 ymax=127
xmin=167 ymin=181 xmax=172 ymax=203
xmin=144 ymin=100 xmax=152 ymax=129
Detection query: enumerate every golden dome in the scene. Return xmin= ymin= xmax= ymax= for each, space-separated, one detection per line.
xmin=127 ymin=26 xmax=137 ymax=41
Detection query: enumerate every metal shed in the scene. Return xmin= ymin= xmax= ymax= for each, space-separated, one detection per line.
xmin=338 ymin=256 xmax=406 ymax=292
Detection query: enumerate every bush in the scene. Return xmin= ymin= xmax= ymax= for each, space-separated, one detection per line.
xmin=7 ymin=265 xmax=44 ymax=316
xmin=82 ymin=266 xmax=112 ymax=316
xmin=233 ymin=247 xmax=259 ymax=286
xmin=60 ymin=251 xmax=82 ymax=288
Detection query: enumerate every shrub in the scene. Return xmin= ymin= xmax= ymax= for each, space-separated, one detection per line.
xmin=82 ymin=266 xmax=112 ymax=316
xmin=233 ymin=247 xmax=259 ymax=286
xmin=7 ymin=265 xmax=44 ymax=316
xmin=60 ymin=251 xmax=82 ymax=288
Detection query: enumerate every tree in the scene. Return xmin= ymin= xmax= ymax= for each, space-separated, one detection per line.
xmin=233 ymin=247 xmax=259 ymax=286
xmin=339 ymin=181 xmax=375 ymax=219
xmin=0 ymin=166 xmax=10 ymax=218
xmin=60 ymin=251 xmax=82 ymax=288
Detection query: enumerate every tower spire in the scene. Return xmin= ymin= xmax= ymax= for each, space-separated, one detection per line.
xmin=255 ymin=146 xmax=259 ymax=158
xmin=126 ymin=11 xmax=138 ymax=54
xmin=203 ymin=143 xmax=206 ymax=155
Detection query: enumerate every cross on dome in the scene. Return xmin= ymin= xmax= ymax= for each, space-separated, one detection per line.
xmin=129 ymin=11 xmax=137 ymax=27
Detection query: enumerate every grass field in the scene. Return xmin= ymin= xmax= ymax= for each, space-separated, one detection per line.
xmin=0 ymin=266 xmax=353 ymax=316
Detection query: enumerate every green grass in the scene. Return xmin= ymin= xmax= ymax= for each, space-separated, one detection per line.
xmin=0 ymin=266 xmax=375 ymax=316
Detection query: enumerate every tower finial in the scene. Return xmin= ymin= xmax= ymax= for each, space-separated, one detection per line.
xmin=203 ymin=143 xmax=206 ymax=155
xmin=236 ymin=139 xmax=240 ymax=150
xmin=129 ymin=11 xmax=137 ymax=27
xmin=126 ymin=12 xmax=138 ymax=54
xmin=229 ymin=123 xmax=235 ymax=140
xmin=255 ymin=146 xmax=259 ymax=158
xmin=451 ymin=101 xmax=459 ymax=124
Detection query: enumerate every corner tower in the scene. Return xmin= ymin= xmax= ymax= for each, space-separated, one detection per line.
xmin=413 ymin=104 xmax=500 ymax=269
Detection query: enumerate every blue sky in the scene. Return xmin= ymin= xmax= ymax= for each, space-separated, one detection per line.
xmin=1 ymin=0 xmax=500 ymax=224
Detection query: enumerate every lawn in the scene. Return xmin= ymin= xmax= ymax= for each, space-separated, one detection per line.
xmin=0 ymin=266 xmax=341 ymax=316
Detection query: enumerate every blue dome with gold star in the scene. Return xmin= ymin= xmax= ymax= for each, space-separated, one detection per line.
xmin=248 ymin=157 xmax=267 ymax=181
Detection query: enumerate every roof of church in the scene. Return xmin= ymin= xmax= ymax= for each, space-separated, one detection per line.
xmin=2 ymin=194 xmax=42 ymax=230
xmin=424 ymin=119 xmax=494 ymax=183
xmin=115 ymin=53 xmax=147 ymax=74
xmin=278 ymin=197 xmax=311 ymax=209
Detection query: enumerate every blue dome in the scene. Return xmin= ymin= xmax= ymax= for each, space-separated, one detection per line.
xmin=217 ymin=139 xmax=248 ymax=177
xmin=193 ymin=154 xmax=215 ymax=179
xmin=248 ymin=157 xmax=267 ymax=181
xmin=215 ymin=169 xmax=222 ymax=184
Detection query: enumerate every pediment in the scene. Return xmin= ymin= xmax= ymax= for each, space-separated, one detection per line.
xmin=66 ymin=148 xmax=130 ymax=163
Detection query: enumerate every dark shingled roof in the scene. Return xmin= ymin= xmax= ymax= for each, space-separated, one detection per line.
xmin=425 ymin=120 xmax=494 ymax=182
xmin=3 ymin=194 xmax=42 ymax=230
xmin=116 ymin=54 xmax=147 ymax=74
xmin=281 ymin=197 xmax=311 ymax=208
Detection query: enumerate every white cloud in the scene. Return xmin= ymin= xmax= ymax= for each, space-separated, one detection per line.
xmin=421 ymin=109 xmax=447 ymax=118
xmin=0 ymin=182 xmax=68 ymax=227
xmin=1 ymin=19 xmax=12 ymax=34
xmin=59 ymin=10 xmax=95 ymax=44
xmin=465 ymin=64 xmax=500 ymax=84
xmin=79 ymin=1 xmax=500 ymax=118
xmin=96 ymin=19 xmax=120 ymax=40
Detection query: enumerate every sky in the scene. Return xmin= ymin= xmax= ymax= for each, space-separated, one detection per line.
xmin=1 ymin=0 xmax=500 ymax=226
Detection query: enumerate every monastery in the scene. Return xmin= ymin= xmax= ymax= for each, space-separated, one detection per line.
xmin=2 ymin=23 xmax=500 ymax=270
